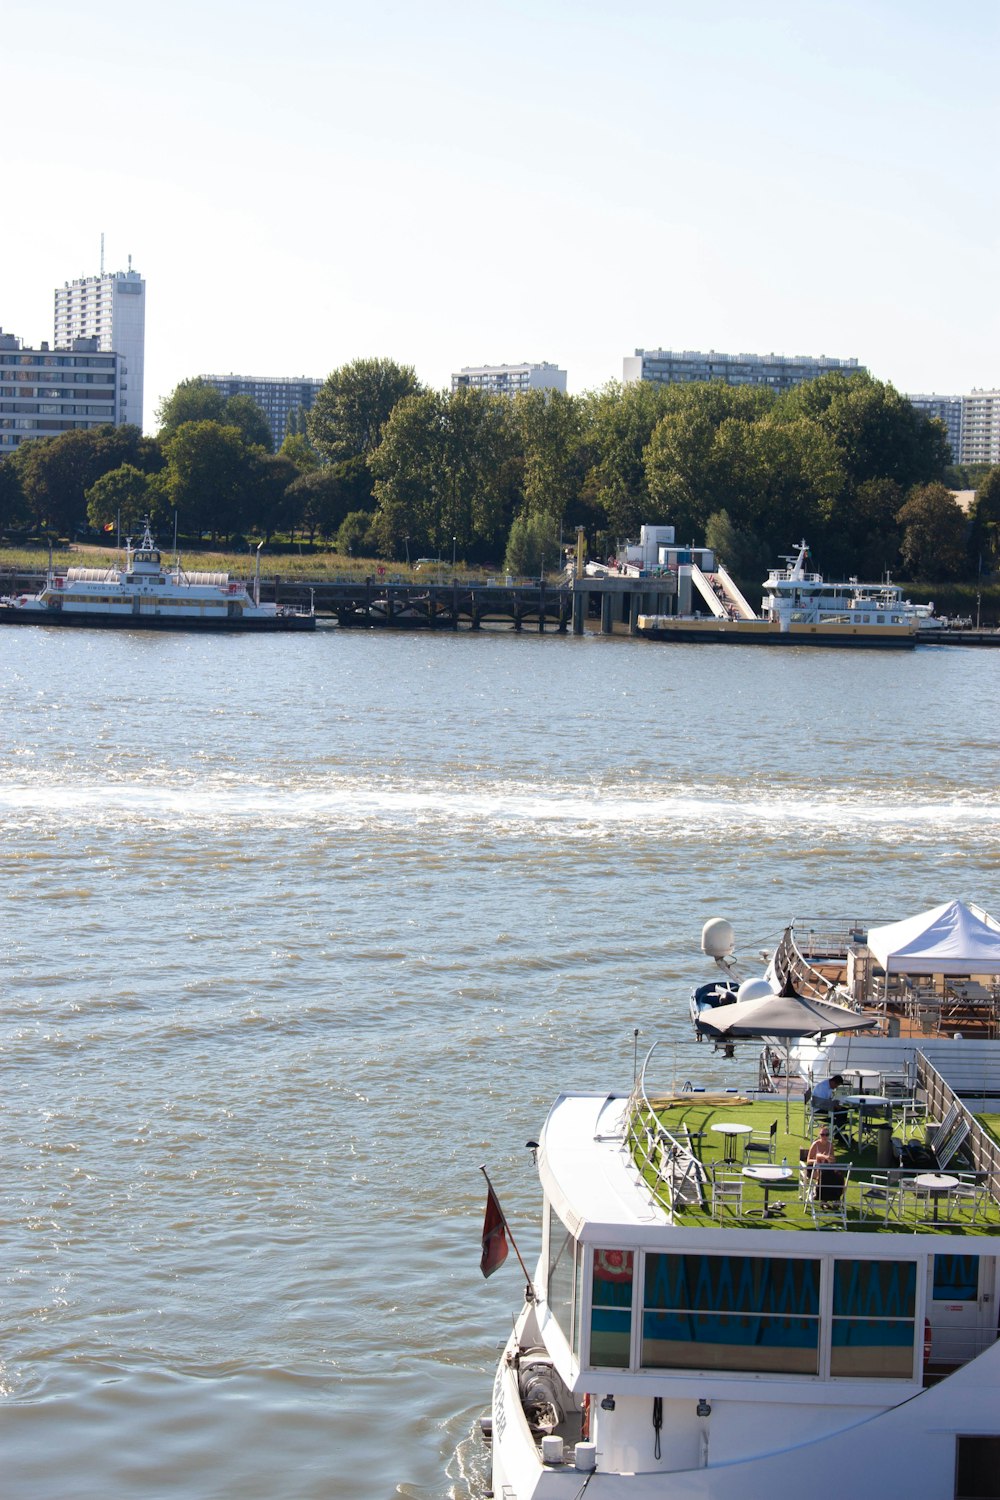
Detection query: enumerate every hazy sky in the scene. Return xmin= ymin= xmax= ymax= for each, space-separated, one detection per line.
xmin=4 ymin=0 xmax=997 ymax=431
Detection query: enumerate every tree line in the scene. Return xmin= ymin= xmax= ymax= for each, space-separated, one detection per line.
xmin=1 ymin=356 xmax=998 ymax=583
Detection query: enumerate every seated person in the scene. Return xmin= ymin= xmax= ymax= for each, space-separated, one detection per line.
xmin=810 ymin=1073 xmax=846 ymax=1112
xmin=806 ymin=1127 xmax=846 ymax=1201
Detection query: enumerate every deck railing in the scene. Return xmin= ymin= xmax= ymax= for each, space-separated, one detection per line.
xmin=625 ymin=1043 xmax=706 ymax=1215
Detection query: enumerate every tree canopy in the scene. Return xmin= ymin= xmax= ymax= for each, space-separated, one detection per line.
xmin=307 ymin=357 xmax=422 ymax=465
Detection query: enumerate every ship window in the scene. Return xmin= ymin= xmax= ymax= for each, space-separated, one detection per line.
xmin=545 ymin=1203 xmax=579 ymax=1355
xmin=590 ymin=1250 xmax=633 ymax=1367
xmin=830 ymin=1259 xmax=916 ymax=1379
xmin=956 ymin=1436 xmax=1000 ymax=1498
xmin=641 ymin=1253 xmax=820 ymax=1374
xmin=933 ymin=1254 xmax=979 ymax=1302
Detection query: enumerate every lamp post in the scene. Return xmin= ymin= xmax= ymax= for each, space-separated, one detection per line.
xmin=404 ymin=536 xmax=410 ymax=567
xmin=452 ymin=535 xmax=457 ymax=570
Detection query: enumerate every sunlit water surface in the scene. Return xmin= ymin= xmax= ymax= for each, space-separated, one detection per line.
xmin=0 ymin=626 xmax=997 ymax=1497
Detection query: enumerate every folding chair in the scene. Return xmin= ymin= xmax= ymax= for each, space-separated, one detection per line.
xmin=809 ymin=1167 xmax=850 ymax=1229
xmin=743 ymin=1119 xmax=777 ymax=1164
xmin=710 ymin=1166 xmax=744 ymax=1219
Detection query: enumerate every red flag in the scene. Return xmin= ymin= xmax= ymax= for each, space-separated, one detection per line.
xmin=480 ymin=1184 xmax=509 ymax=1279
xmin=103 ymin=522 xmax=115 ymax=532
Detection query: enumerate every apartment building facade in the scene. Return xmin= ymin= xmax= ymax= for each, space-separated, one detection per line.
xmin=623 ymin=347 xmax=865 ymax=393
xmin=451 ymin=361 xmax=567 ymax=396
xmin=200 ymin=373 xmax=324 ymax=451
xmin=54 ymin=267 xmax=145 ymax=430
xmin=0 ymin=330 xmax=122 ymax=454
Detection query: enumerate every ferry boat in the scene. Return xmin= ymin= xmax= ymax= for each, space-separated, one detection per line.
xmin=0 ymin=523 xmax=315 ymax=632
xmin=484 ymin=902 xmax=1000 ymax=1500
xmin=637 ymin=541 xmax=922 ymax=648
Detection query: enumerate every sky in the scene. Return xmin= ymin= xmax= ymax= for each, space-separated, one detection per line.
xmin=3 ymin=0 xmax=997 ymax=433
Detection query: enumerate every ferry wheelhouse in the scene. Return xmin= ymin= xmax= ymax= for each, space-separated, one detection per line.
xmin=0 ymin=522 xmax=315 ymax=632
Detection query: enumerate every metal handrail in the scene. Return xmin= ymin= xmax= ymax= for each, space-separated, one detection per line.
xmin=624 ymin=1042 xmax=706 ymax=1215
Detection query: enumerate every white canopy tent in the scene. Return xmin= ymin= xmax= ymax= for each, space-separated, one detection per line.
xmin=866 ymin=900 xmax=1000 ymax=977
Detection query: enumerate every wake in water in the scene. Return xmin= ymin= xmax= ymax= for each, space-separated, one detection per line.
xmin=0 ymin=775 xmax=997 ymax=840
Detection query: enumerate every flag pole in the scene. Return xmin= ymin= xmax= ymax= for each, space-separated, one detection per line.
xmin=480 ymin=1164 xmax=536 ymax=1299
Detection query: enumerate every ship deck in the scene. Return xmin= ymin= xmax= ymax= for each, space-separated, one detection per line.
xmin=636 ymin=1096 xmax=1000 ymax=1235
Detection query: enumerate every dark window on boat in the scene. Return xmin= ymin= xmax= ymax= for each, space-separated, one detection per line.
xmin=545 ymin=1202 xmax=579 ymax=1355
xmin=590 ymin=1250 xmax=633 ymax=1368
xmin=934 ymin=1255 xmax=979 ymax=1302
xmin=641 ymin=1253 xmax=820 ymax=1374
xmin=830 ymin=1260 xmax=916 ymax=1379
xmin=955 ymin=1436 xmax=1000 ymax=1499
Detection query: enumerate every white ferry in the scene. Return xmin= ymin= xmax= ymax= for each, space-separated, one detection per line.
xmin=0 ymin=522 xmax=315 ymax=632
xmin=637 ymin=540 xmax=922 ymax=647
xmin=484 ymin=902 xmax=1000 ymax=1500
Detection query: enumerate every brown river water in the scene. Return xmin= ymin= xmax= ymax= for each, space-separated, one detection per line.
xmin=0 ymin=625 xmax=997 ymax=1498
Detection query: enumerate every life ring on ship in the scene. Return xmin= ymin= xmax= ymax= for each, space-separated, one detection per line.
xmin=581 ymin=1393 xmax=590 ymax=1441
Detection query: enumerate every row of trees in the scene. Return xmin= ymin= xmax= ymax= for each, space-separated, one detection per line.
xmin=1 ymin=358 xmax=998 ymax=582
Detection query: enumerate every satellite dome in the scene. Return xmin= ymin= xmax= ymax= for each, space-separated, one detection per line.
xmin=701 ymin=918 xmax=735 ymax=959
xmin=736 ymin=977 xmax=774 ymax=1004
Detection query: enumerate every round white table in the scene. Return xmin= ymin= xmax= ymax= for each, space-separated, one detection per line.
xmin=913 ymin=1172 xmax=958 ymax=1222
xmin=743 ymin=1164 xmax=795 ymax=1216
xmin=712 ymin=1122 xmax=753 ymax=1163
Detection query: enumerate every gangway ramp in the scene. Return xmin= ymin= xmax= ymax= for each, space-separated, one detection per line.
xmin=689 ymin=563 xmax=758 ymax=621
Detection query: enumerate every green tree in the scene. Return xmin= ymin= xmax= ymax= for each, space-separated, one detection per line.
xmin=513 ymin=389 xmax=589 ymax=523
xmin=968 ymin=466 xmax=1000 ymax=572
xmin=897 ymin=483 xmax=968 ymax=579
xmin=163 ymin=421 xmax=256 ymax=540
xmin=584 ymin=380 xmax=680 ymax=537
xmin=222 ymin=394 xmax=273 ymax=452
xmin=278 ymin=430 xmax=320 ymax=475
xmin=155 ymin=377 xmax=227 ymax=437
xmin=307 ymin=357 xmax=422 ymax=464
xmin=778 ymin=372 xmax=948 ymax=493
xmin=370 ymin=388 xmax=517 ymax=560
xmin=85 ymin=463 xmax=154 ymax=533
xmin=0 ymin=456 xmax=29 ymax=532
xmin=284 ymin=459 xmax=372 ymax=545
xmin=11 ymin=424 xmax=160 ymax=536
xmin=503 ymin=510 xmax=560 ymax=577
xmin=335 ymin=510 xmax=378 ymax=557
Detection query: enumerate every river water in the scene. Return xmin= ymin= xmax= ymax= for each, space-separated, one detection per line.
xmin=0 ymin=626 xmax=997 ymax=1498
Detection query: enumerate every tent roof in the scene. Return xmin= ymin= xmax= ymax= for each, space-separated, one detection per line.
xmin=866 ymin=900 xmax=1000 ymax=975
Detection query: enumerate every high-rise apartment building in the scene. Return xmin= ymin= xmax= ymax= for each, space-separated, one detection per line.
xmin=200 ymin=373 xmax=324 ymax=452
xmin=0 ymin=329 xmax=122 ymax=454
xmin=623 ymin=348 xmax=864 ymax=392
xmin=905 ymin=395 xmax=963 ymax=463
xmin=451 ymin=362 xmax=567 ymax=396
xmin=54 ymin=266 xmax=145 ymax=429
xmin=960 ymin=390 xmax=1000 ymax=467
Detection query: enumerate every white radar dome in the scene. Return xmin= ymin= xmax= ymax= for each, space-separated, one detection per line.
xmin=736 ymin=977 xmax=775 ymax=1004
xmin=701 ymin=918 xmax=735 ymax=959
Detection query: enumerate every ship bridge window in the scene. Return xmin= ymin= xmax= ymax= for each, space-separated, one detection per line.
xmin=545 ymin=1202 xmax=582 ymax=1356
xmin=641 ymin=1253 xmax=821 ymax=1374
xmin=590 ymin=1250 xmax=634 ymax=1367
xmin=830 ymin=1259 xmax=916 ymax=1379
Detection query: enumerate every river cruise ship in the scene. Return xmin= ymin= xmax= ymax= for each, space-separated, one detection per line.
xmin=486 ymin=909 xmax=1000 ymax=1500
xmin=0 ymin=523 xmax=315 ymax=632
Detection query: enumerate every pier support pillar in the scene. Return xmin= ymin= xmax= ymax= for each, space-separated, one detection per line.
xmin=600 ymin=592 xmax=614 ymax=634
xmin=572 ymin=590 xmax=586 ymax=635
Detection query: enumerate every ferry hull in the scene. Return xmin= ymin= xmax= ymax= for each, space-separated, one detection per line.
xmin=637 ymin=619 xmax=917 ymax=648
xmin=0 ymin=606 xmax=315 ymax=632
